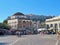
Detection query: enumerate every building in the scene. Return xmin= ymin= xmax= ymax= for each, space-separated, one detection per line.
xmin=8 ymin=12 xmax=32 ymax=30
xmin=45 ymin=16 xmax=60 ymax=33
xmin=32 ymin=21 xmax=41 ymax=30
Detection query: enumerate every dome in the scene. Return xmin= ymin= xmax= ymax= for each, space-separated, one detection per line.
xmin=13 ymin=12 xmax=24 ymax=16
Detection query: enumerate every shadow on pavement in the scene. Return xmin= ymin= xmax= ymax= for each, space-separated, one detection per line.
xmin=0 ymin=43 xmax=8 ymax=45
xmin=0 ymin=35 xmax=9 ymax=37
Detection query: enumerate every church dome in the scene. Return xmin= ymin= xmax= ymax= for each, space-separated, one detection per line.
xmin=13 ymin=12 xmax=24 ymax=16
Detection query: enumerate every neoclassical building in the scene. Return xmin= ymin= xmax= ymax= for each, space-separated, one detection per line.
xmin=45 ymin=16 xmax=60 ymax=32
xmin=8 ymin=12 xmax=32 ymax=30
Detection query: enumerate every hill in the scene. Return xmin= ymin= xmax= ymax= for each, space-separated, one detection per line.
xmin=26 ymin=14 xmax=55 ymax=22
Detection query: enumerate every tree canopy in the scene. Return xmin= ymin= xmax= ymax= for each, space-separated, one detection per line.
xmin=0 ymin=23 xmax=10 ymax=30
xmin=0 ymin=20 xmax=10 ymax=30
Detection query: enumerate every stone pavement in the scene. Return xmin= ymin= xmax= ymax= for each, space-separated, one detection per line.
xmin=0 ymin=35 xmax=19 ymax=45
xmin=0 ymin=34 xmax=60 ymax=45
xmin=13 ymin=34 xmax=57 ymax=45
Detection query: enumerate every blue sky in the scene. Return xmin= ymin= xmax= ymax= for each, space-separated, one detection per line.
xmin=0 ymin=0 xmax=60 ymax=22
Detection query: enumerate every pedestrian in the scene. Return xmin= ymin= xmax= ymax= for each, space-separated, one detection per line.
xmin=18 ymin=32 xmax=21 ymax=37
xmin=57 ymin=32 xmax=60 ymax=40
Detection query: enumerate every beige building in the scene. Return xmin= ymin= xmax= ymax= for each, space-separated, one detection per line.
xmin=8 ymin=12 xmax=32 ymax=30
xmin=45 ymin=16 xmax=60 ymax=32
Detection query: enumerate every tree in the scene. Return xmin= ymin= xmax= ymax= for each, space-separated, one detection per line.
xmin=3 ymin=20 xmax=7 ymax=24
xmin=0 ymin=23 xmax=10 ymax=30
xmin=41 ymin=22 xmax=46 ymax=28
xmin=33 ymin=18 xmax=39 ymax=21
xmin=0 ymin=20 xmax=11 ymax=30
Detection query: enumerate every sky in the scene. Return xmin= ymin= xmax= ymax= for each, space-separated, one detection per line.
xmin=0 ymin=0 xmax=60 ymax=22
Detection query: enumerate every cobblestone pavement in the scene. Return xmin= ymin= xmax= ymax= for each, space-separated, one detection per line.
xmin=0 ymin=34 xmax=60 ymax=45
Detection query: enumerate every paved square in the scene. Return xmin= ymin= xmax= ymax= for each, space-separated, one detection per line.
xmin=0 ymin=34 xmax=59 ymax=45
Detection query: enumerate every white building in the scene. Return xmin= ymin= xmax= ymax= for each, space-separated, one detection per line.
xmin=45 ymin=16 xmax=60 ymax=32
xmin=8 ymin=12 xmax=32 ymax=30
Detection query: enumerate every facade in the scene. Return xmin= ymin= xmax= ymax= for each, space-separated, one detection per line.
xmin=32 ymin=21 xmax=41 ymax=30
xmin=45 ymin=16 xmax=60 ymax=32
xmin=8 ymin=12 xmax=32 ymax=30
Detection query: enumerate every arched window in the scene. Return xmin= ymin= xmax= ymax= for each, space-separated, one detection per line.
xmin=54 ymin=23 xmax=58 ymax=32
xmin=46 ymin=24 xmax=49 ymax=29
xmin=55 ymin=23 xmax=57 ymax=28
xmin=23 ymin=21 xmax=25 ymax=23
xmin=50 ymin=24 xmax=53 ymax=27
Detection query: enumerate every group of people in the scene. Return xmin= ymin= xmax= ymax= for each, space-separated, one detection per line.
xmin=16 ymin=31 xmax=22 ymax=37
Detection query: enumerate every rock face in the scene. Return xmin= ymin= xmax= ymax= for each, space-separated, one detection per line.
xmin=26 ymin=14 xmax=54 ymax=22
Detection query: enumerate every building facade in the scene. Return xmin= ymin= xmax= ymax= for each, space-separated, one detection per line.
xmin=8 ymin=12 xmax=32 ymax=30
xmin=32 ymin=21 xmax=41 ymax=30
xmin=45 ymin=16 xmax=60 ymax=32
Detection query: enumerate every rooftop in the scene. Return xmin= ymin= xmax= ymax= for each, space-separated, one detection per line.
xmin=46 ymin=16 xmax=60 ymax=22
xmin=13 ymin=12 xmax=24 ymax=16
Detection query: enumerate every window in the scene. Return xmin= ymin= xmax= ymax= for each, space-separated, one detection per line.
xmin=46 ymin=24 xmax=49 ymax=29
xmin=55 ymin=24 xmax=57 ymax=28
xmin=50 ymin=24 xmax=53 ymax=27
xmin=19 ymin=20 xmax=21 ymax=22
xmin=16 ymin=16 xmax=19 ymax=18
xmin=23 ymin=21 xmax=26 ymax=23
xmin=19 ymin=26 xmax=22 ymax=28
xmin=23 ymin=25 xmax=25 ymax=28
xmin=54 ymin=23 xmax=58 ymax=32
xmin=15 ymin=25 xmax=16 ymax=27
xmin=54 ymin=23 xmax=58 ymax=30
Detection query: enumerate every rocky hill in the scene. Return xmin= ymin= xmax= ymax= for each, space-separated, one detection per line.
xmin=26 ymin=14 xmax=55 ymax=22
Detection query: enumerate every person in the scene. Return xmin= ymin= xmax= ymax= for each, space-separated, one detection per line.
xmin=16 ymin=31 xmax=21 ymax=37
xmin=57 ymin=31 xmax=60 ymax=40
xmin=18 ymin=32 xmax=21 ymax=37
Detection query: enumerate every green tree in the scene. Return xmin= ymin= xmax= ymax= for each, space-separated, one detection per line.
xmin=3 ymin=20 xmax=7 ymax=24
xmin=0 ymin=20 xmax=11 ymax=30
xmin=0 ymin=23 xmax=10 ymax=30
xmin=33 ymin=18 xmax=39 ymax=21
xmin=41 ymin=22 xmax=46 ymax=28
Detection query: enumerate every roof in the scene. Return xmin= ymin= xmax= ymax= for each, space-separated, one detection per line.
xmin=13 ymin=12 xmax=24 ymax=16
xmin=46 ymin=16 xmax=60 ymax=22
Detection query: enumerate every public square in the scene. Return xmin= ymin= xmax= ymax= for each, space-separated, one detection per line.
xmin=0 ymin=34 xmax=60 ymax=45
